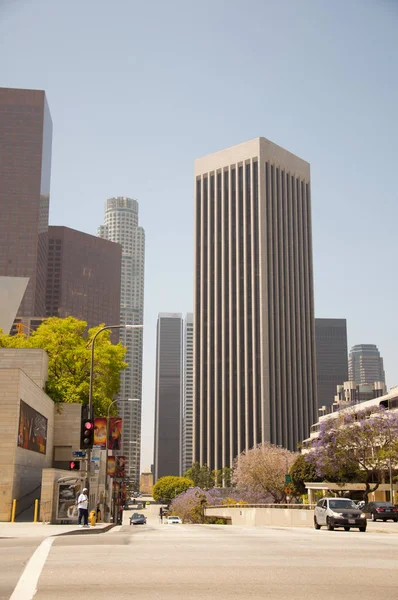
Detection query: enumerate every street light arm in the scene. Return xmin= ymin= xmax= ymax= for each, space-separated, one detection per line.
xmin=88 ymin=324 xmax=143 ymax=419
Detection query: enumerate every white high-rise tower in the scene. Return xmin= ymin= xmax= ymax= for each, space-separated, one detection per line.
xmin=99 ymin=197 xmax=145 ymax=487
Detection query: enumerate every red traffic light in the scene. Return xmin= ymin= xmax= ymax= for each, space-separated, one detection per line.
xmin=69 ymin=461 xmax=80 ymax=471
xmin=84 ymin=421 xmax=94 ymax=430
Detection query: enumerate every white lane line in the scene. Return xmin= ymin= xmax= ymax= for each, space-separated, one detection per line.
xmin=9 ymin=536 xmax=54 ymax=600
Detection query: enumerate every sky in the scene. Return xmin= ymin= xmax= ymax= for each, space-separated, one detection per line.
xmin=1 ymin=0 xmax=397 ymax=467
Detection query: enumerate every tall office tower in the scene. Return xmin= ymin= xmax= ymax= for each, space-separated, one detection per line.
xmin=315 ymin=318 xmax=348 ymax=409
xmin=154 ymin=313 xmax=183 ymax=480
xmin=0 ymin=87 xmax=52 ymax=317
xmin=194 ymin=137 xmax=317 ymax=470
xmin=348 ymin=344 xmax=386 ymax=386
xmin=98 ymin=197 xmax=145 ymax=486
xmin=46 ymin=226 xmax=122 ymax=331
xmin=182 ymin=313 xmax=194 ymax=474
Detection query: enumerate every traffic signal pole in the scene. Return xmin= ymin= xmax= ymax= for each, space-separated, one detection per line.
xmin=86 ymin=324 xmax=143 ymax=509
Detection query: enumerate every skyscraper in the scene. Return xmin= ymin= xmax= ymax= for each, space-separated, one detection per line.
xmin=182 ymin=313 xmax=194 ymax=474
xmin=194 ymin=137 xmax=317 ymax=470
xmin=154 ymin=313 xmax=183 ymax=480
xmin=0 ymin=87 xmax=52 ymax=317
xmin=46 ymin=226 xmax=122 ymax=331
xmin=98 ymin=197 xmax=145 ymax=486
xmin=315 ymin=318 xmax=348 ymax=409
xmin=348 ymin=344 xmax=386 ymax=386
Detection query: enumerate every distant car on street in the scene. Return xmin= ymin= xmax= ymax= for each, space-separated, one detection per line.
xmin=314 ymin=498 xmax=367 ymax=532
xmin=363 ymin=502 xmax=398 ymax=522
xmin=130 ymin=513 xmax=147 ymax=525
xmin=164 ymin=516 xmax=182 ymax=524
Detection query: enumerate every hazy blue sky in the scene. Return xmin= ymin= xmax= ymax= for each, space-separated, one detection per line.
xmin=1 ymin=0 xmax=397 ymax=466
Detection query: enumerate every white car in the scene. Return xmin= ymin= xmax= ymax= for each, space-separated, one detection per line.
xmin=164 ymin=516 xmax=182 ymax=524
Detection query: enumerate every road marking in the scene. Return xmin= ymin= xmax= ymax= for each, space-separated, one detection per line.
xmin=9 ymin=536 xmax=54 ymax=600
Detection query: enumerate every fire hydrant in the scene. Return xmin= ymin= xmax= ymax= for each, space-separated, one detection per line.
xmin=89 ymin=510 xmax=96 ymax=526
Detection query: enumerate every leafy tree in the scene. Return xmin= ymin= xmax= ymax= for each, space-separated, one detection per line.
xmin=289 ymin=454 xmax=319 ymax=496
xmin=152 ymin=476 xmax=194 ymax=504
xmin=0 ymin=317 xmax=127 ymax=416
xmin=232 ymin=442 xmax=298 ymax=503
xmin=307 ymin=406 xmax=398 ymax=502
xmin=213 ymin=467 xmax=232 ymax=488
xmin=184 ymin=462 xmax=214 ymax=489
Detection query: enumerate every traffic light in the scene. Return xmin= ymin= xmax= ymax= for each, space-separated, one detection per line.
xmin=69 ymin=460 xmax=80 ymax=471
xmin=80 ymin=419 xmax=95 ymax=449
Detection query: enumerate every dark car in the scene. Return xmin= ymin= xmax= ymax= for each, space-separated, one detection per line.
xmin=129 ymin=512 xmax=147 ymax=525
xmin=363 ymin=502 xmax=398 ymax=522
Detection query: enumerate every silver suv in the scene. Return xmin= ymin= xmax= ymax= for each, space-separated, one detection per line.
xmin=314 ymin=497 xmax=367 ymax=532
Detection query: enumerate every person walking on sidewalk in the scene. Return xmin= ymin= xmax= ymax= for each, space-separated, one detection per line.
xmin=77 ymin=488 xmax=89 ymax=528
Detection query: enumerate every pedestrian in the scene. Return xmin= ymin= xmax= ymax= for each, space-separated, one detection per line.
xmin=77 ymin=487 xmax=89 ymax=528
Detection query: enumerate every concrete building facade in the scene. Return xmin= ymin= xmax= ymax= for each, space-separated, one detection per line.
xmin=154 ymin=313 xmax=183 ymax=480
xmin=193 ymin=137 xmax=317 ymax=469
xmin=315 ymin=318 xmax=348 ymax=410
xmin=182 ymin=313 xmax=194 ymax=474
xmin=46 ymin=226 xmax=122 ymax=334
xmin=98 ymin=197 xmax=145 ymax=486
xmin=0 ymin=87 xmax=52 ymax=317
xmin=0 ymin=349 xmax=54 ymax=521
xmin=348 ymin=344 xmax=386 ymax=386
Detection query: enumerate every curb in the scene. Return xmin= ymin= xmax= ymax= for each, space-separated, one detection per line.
xmin=55 ymin=523 xmax=117 ymax=536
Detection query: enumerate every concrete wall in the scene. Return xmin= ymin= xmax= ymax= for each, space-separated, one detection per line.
xmin=41 ymin=468 xmax=84 ymax=523
xmin=0 ymin=368 xmax=54 ymax=521
xmin=0 ymin=348 xmax=48 ymax=389
xmin=53 ymin=403 xmax=82 ymax=466
xmin=205 ymin=506 xmax=315 ymax=528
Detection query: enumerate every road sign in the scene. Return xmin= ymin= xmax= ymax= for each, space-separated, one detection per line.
xmin=72 ymin=451 xmax=86 ymax=458
xmin=285 ymin=474 xmax=291 ymax=484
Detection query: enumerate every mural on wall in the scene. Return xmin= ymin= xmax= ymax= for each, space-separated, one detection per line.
xmin=17 ymin=400 xmax=47 ymax=454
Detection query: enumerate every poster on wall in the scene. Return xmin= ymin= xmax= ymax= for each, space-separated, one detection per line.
xmin=107 ymin=456 xmax=116 ymax=477
xmin=108 ymin=417 xmax=122 ymax=451
xmin=93 ymin=417 xmax=107 ymax=449
xmin=115 ymin=456 xmax=126 ymax=478
xmin=56 ymin=479 xmax=82 ymax=521
xmin=17 ymin=399 xmax=47 ymax=454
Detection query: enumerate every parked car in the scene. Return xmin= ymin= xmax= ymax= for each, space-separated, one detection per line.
xmin=164 ymin=516 xmax=182 ymax=524
xmin=314 ymin=497 xmax=367 ymax=532
xmin=363 ymin=502 xmax=398 ymax=522
xmin=129 ymin=513 xmax=147 ymax=525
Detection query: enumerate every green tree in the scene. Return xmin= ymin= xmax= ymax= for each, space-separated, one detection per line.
xmin=0 ymin=317 xmax=127 ymax=416
xmin=152 ymin=476 xmax=194 ymax=504
xmin=213 ymin=467 xmax=232 ymax=488
xmin=289 ymin=454 xmax=319 ymax=496
xmin=184 ymin=462 xmax=214 ymax=489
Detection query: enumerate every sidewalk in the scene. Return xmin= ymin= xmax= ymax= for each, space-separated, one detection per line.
xmin=0 ymin=521 xmax=115 ymax=539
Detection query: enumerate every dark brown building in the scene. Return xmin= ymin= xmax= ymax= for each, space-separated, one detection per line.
xmin=0 ymin=87 xmax=52 ymax=317
xmin=46 ymin=226 xmax=122 ymax=332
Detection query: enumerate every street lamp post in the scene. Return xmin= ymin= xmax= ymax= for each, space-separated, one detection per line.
xmin=87 ymin=323 xmax=143 ymax=505
xmin=105 ymin=398 xmax=140 ymax=522
xmin=88 ymin=324 xmax=143 ymax=419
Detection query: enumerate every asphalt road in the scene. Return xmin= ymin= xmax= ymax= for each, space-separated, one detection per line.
xmin=2 ymin=507 xmax=398 ymax=600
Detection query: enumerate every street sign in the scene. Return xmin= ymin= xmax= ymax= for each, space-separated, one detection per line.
xmin=72 ymin=451 xmax=86 ymax=458
xmin=285 ymin=474 xmax=291 ymax=484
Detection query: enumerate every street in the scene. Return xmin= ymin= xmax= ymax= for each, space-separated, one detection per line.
xmin=2 ymin=506 xmax=398 ymax=600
